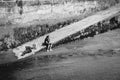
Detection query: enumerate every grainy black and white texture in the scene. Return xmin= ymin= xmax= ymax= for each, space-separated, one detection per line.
xmin=0 ymin=0 xmax=120 ymax=80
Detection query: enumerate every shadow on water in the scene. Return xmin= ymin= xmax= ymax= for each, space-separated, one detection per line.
xmin=0 ymin=57 xmax=36 ymax=80
xmin=0 ymin=55 xmax=61 ymax=80
xmin=0 ymin=55 xmax=51 ymax=80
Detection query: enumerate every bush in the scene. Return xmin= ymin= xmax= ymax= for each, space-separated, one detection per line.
xmin=0 ymin=34 xmax=18 ymax=51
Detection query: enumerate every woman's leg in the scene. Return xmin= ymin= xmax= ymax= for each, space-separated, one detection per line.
xmin=49 ymin=43 xmax=52 ymax=51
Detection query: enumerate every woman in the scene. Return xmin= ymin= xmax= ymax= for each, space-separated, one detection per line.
xmin=43 ymin=35 xmax=52 ymax=52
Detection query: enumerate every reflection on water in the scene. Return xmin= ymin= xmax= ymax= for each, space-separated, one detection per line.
xmin=0 ymin=57 xmax=34 ymax=80
xmin=0 ymin=53 xmax=63 ymax=80
xmin=0 ymin=56 xmax=52 ymax=80
xmin=0 ymin=54 xmax=62 ymax=80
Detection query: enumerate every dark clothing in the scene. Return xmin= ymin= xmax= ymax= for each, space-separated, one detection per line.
xmin=21 ymin=46 xmax=33 ymax=56
xmin=44 ymin=37 xmax=50 ymax=44
xmin=43 ymin=36 xmax=52 ymax=51
xmin=43 ymin=36 xmax=50 ymax=46
xmin=25 ymin=46 xmax=32 ymax=53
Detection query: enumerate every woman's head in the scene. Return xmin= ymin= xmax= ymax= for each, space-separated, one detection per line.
xmin=46 ymin=35 xmax=49 ymax=38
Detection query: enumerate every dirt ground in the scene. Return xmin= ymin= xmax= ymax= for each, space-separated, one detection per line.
xmin=0 ymin=28 xmax=120 ymax=80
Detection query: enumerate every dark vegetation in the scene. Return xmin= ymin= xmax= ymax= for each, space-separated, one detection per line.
xmin=0 ymin=34 xmax=17 ymax=51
